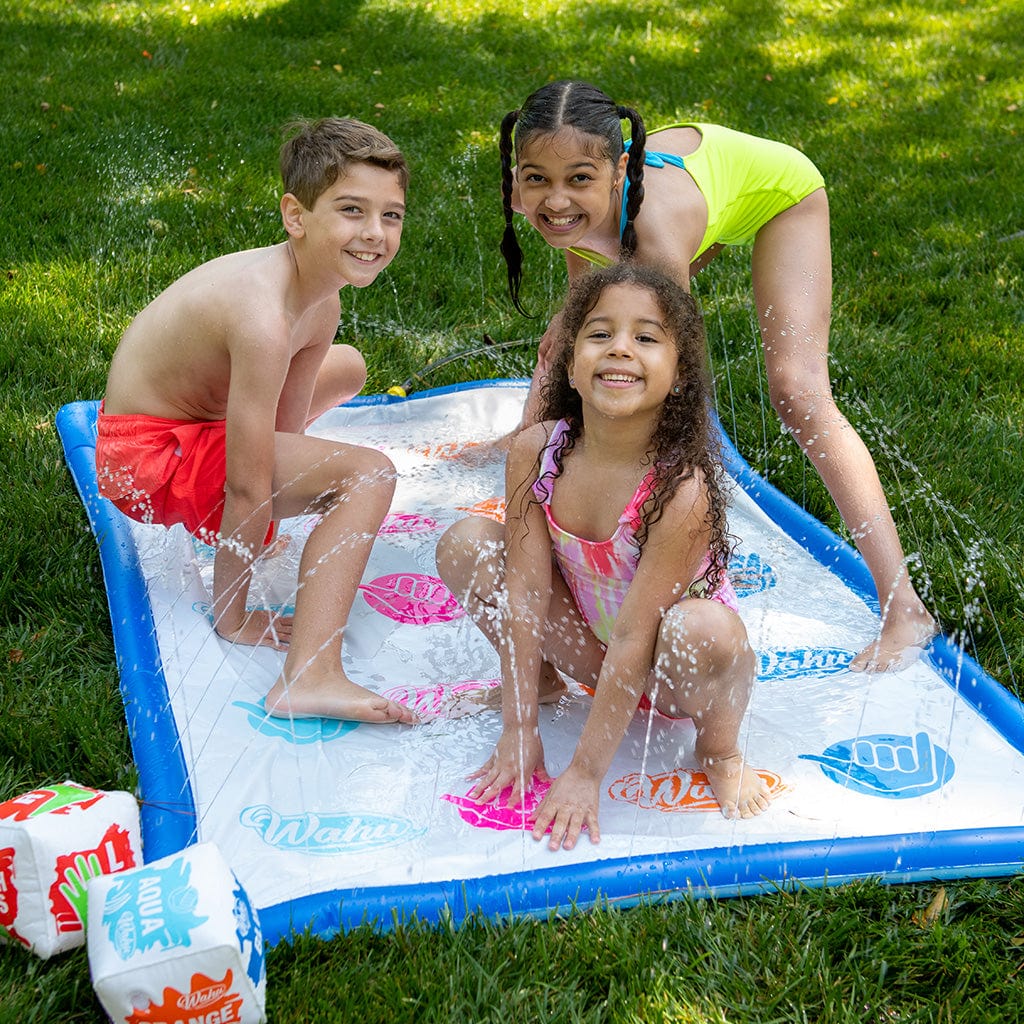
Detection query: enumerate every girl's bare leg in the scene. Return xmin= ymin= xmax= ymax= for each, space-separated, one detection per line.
xmin=264 ymin=433 xmax=415 ymax=723
xmin=436 ymin=516 xmax=605 ymax=708
xmin=652 ymin=599 xmax=770 ymax=818
xmin=751 ymin=190 xmax=935 ymax=672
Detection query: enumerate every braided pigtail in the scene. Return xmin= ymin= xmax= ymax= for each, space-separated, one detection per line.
xmin=618 ymin=105 xmax=647 ymax=257
xmin=499 ymin=109 xmax=531 ymax=316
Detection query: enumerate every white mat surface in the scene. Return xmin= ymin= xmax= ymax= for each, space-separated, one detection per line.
xmin=59 ymin=383 xmax=1024 ymax=941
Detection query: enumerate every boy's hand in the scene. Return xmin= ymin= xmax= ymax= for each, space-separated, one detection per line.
xmin=530 ymin=765 xmax=601 ymax=851
xmin=468 ymin=727 xmax=547 ymax=808
xmin=216 ymin=609 xmax=293 ymax=650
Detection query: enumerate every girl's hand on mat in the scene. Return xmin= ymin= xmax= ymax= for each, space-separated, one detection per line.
xmin=216 ymin=609 xmax=293 ymax=651
xmin=468 ymin=728 xmax=546 ymax=807
xmin=531 ymin=767 xmax=601 ymax=851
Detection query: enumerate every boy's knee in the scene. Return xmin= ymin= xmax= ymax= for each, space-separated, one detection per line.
xmin=339 ymin=345 xmax=368 ymax=391
xmin=342 ymin=446 xmax=396 ymax=498
xmin=313 ymin=346 xmax=367 ymax=416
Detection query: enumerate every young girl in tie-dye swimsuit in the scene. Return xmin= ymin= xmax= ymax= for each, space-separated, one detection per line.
xmin=437 ymin=263 xmax=771 ymax=852
xmin=531 ymin=416 xmax=738 ymax=647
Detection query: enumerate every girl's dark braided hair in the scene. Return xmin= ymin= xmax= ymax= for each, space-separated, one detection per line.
xmin=499 ymin=81 xmax=647 ymax=316
xmin=533 ymin=262 xmax=732 ymax=594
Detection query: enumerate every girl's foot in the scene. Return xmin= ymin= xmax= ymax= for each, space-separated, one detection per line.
xmin=851 ymin=608 xmax=938 ymax=673
xmin=452 ymin=661 xmax=568 ymax=714
xmin=700 ymin=750 xmax=772 ymax=819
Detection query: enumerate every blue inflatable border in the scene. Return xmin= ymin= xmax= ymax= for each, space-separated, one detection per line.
xmin=57 ymin=381 xmax=1024 ymax=945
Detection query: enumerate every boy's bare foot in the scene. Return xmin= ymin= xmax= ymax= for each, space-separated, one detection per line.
xmin=700 ymin=750 xmax=772 ymax=819
xmin=265 ymin=674 xmax=418 ymax=724
xmin=850 ymin=608 xmax=938 ymax=673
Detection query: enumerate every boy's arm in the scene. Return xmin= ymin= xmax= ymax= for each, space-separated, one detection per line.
xmin=273 ymin=305 xmax=338 ymax=434
xmin=273 ymin=343 xmax=326 ymax=435
xmin=532 ymin=475 xmax=712 ymax=848
xmin=212 ymin=323 xmax=291 ymax=643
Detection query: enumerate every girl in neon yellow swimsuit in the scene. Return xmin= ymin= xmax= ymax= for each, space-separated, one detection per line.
xmin=498 ymin=79 xmax=935 ymax=674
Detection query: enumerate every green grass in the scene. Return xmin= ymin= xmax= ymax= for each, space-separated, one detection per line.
xmin=1 ymin=0 xmax=1023 ymax=1020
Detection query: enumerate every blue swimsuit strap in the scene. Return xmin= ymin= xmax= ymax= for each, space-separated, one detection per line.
xmin=619 ymin=141 xmax=686 ymax=236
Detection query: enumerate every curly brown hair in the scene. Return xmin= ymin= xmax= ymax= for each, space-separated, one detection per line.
xmin=536 ymin=262 xmax=732 ymax=593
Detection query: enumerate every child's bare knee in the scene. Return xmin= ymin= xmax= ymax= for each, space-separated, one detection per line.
xmin=326 ymin=447 xmax=396 ymax=506
xmin=330 ymin=344 xmax=368 ymax=390
xmin=438 ymin=516 xmax=499 ymax=562
xmin=437 ymin=517 xmax=502 ymax=588
xmin=436 ymin=519 xmax=471 ymax=582
xmin=358 ymin=446 xmax=396 ymax=488
xmin=768 ymin=379 xmax=839 ymax=441
xmin=659 ymin=600 xmax=752 ymax=677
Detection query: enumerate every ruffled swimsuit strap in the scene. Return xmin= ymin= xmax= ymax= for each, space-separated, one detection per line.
xmin=619 ymin=468 xmax=658 ymax=533
xmin=532 ymin=419 xmax=571 ymax=503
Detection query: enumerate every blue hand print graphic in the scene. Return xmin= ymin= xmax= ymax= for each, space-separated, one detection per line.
xmin=233 ymin=699 xmax=359 ymax=744
xmin=800 ymin=732 xmax=954 ymax=799
xmin=728 ymin=552 xmax=777 ymax=598
xmin=232 ymin=880 xmax=264 ymax=989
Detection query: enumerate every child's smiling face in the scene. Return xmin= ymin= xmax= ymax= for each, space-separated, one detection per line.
xmin=568 ymin=282 xmax=682 ymax=419
xmin=515 ymin=127 xmax=627 ymax=248
xmin=297 ymin=162 xmax=406 ymax=288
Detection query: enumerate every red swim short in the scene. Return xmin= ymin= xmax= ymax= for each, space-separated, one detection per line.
xmin=95 ymin=407 xmax=272 ymax=546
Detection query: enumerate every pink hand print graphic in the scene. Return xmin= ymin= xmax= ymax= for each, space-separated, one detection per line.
xmin=358 ymin=573 xmax=465 ymax=625
xmin=442 ymin=774 xmax=551 ymax=832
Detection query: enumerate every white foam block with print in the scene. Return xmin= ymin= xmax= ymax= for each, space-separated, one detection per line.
xmin=0 ymin=781 xmax=141 ymax=959
xmin=87 ymin=841 xmax=266 ymax=1024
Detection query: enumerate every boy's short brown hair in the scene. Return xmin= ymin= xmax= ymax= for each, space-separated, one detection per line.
xmin=280 ymin=117 xmax=409 ymax=209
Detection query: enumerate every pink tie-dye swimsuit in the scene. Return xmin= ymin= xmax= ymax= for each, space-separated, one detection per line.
xmin=532 ymin=419 xmax=738 ymax=645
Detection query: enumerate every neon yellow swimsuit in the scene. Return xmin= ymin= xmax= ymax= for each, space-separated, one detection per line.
xmin=567 ymin=122 xmax=825 ymax=266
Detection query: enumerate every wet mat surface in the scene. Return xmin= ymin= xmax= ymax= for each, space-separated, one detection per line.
xmin=58 ymin=382 xmax=1024 ymax=943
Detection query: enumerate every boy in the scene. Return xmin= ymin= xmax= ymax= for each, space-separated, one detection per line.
xmin=96 ymin=117 xmax=416 ymax=724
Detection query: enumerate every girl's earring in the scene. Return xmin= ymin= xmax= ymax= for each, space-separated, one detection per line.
xmin=671 ymin=383 xmax=682 ymax=396
xmin=569 ymin=376 xmax=576 ymax=388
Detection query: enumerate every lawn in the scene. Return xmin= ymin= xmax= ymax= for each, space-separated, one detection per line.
xmin=1 ymin=0 xmax=1022 ymax=1020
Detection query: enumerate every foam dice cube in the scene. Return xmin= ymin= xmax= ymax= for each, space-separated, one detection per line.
xmin=0 ymin=780 xmax=141 ymax=958
xmin=87 ymin=842 xmax=266 ymax=1024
